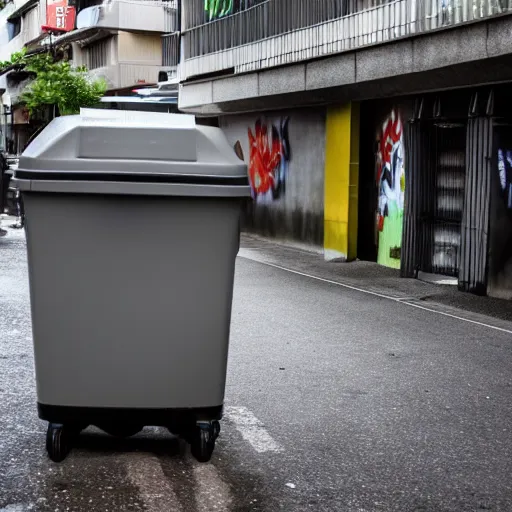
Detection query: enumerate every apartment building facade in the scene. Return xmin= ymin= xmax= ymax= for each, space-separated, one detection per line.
xmin=177 ymin=0 xmax=512 ymax=299
xmin=0 ymin=0 xmax=179 ymax=153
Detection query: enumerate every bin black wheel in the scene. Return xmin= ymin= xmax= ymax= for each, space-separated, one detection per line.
xmin=190 ymin=421 xmax=220 ymax=463
xmin=46 ymin=423 xmax=72 ymax=463
xmin=101 ymin=425 xmax=142 ymax=438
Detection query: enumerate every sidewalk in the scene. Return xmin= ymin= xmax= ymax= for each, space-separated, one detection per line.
xmin=0 ymin=215 xmax=22 ymax=230
xmin=1 ymin=214 xmax=18 ymax=224
xmin=240 ymin=234 xmax=512 ymax=330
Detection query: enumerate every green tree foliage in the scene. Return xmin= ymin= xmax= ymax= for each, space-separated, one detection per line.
xmin=22 ymin=56 xmax=107 ymax=116
xmin=1 ymin=49 xmax=107 ymax=116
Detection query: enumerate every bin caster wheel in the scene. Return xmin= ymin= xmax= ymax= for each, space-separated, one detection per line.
xmin=191 ymin=421 xmax=220 ymax=463
xmin=46 ymin=423 xmax=72 ymax=463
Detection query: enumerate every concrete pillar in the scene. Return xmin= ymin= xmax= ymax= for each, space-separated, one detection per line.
xmin=323 ymin=103 xmax=360 ymax=261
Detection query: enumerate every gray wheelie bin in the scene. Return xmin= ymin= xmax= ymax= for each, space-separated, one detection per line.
xmin=14 ymin=109 xmax=249 ymax=463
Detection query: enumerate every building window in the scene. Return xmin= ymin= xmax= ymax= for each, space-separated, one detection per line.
xmin=7 ymin=17 xmax=21 ymax=40
xmin=87 ymin=38 xmax=110 ymax=69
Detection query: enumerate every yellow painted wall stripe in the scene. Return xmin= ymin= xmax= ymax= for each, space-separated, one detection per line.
xmin=323 ymin=103 xmax=360 ymax=261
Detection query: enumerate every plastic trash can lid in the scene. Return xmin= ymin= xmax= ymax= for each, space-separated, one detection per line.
xmin=15 ymin=109 xmax=250 ymax=198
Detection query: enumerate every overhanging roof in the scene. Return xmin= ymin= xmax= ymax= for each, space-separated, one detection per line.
xmin=54 ymin=27 xmax=116 ymax=47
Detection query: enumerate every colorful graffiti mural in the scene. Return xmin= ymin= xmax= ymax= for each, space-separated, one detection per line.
xmin=488 ymin=127 xmax=512 ymax=298
xmin=497 ymin=148 xmax=512 ymax=209
xmin=223 ymin=111 xmax=325 ymax=245
xmin=205 ymin=0 xmax=233 ymax=21
xmin=234 ymin=117 xmax=291 ymax=202
xmin=375 ymin=109 xmax=405 ymax=269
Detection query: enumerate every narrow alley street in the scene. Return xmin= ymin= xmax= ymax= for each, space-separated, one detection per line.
xmin=1 ymin=227 xmax=511 ymax=512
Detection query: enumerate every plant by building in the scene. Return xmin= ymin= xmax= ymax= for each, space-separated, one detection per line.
xmin=0 ymin=48 xmax=107 ymax=117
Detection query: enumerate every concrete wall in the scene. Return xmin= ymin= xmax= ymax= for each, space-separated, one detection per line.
xmin=73 ymin=33 xmax=162 ymax=90
xmin=117 ymin=32 xmax=162 ymax=66
xmin=219 ymin=107 xmax=326 ymax=246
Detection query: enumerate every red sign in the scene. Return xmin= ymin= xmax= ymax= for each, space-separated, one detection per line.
xmin=44 ymin=0 xmax=76 ymax=33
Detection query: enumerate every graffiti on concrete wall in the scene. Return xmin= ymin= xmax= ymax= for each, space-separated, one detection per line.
xmin=223 ymin=110 xmax=325 ymax=245
xmin=497 ymin=148 xmax=512 ymax=209
xmin=488 ymin=126 xmax=512 ymax=299
xmin=234 ymin=117 xmax=291 ymax=202
xmin=375 ymin=109 xmax=405 ymax=269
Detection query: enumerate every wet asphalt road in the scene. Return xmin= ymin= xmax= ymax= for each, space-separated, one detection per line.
xmin=1 ymin=228 xmax=512 ymax=512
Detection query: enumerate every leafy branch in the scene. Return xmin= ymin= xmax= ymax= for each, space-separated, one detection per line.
xmin=1 ymin=49 xmax=107 ymax=116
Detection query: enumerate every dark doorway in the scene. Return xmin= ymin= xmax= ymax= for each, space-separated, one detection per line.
xmin=357 ymin=102 xmax=378 ymax=262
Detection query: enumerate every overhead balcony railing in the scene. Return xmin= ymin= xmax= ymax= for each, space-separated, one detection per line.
xmin=181 ymin=0 xmax=512 ymax=80
xmin=162 ymin=32 xmax=179 ymax=67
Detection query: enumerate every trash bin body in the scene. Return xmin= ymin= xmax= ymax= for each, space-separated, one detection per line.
xmin=16 ymin=110 xmax=249 ymax=462
xmin=26 ymin=193 xmax=239 ymax=409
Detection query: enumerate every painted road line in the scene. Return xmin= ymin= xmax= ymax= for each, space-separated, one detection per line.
xmin=122 ymin=452 xmax=183 ymax=512
xmin=224 ymin=406 xmax=284 ymax=453
xmin=401 ymin=300 xmax=512 ymax=335
xmin=192 ymin=463 xmax=233 ymax=511
xmin=0 ymin=505 xmax=34 ymax=511
xmin=238 ymin=249 xmax=397 ymax=301
xmin=238 ymin=255 xmax=512 ymax=336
